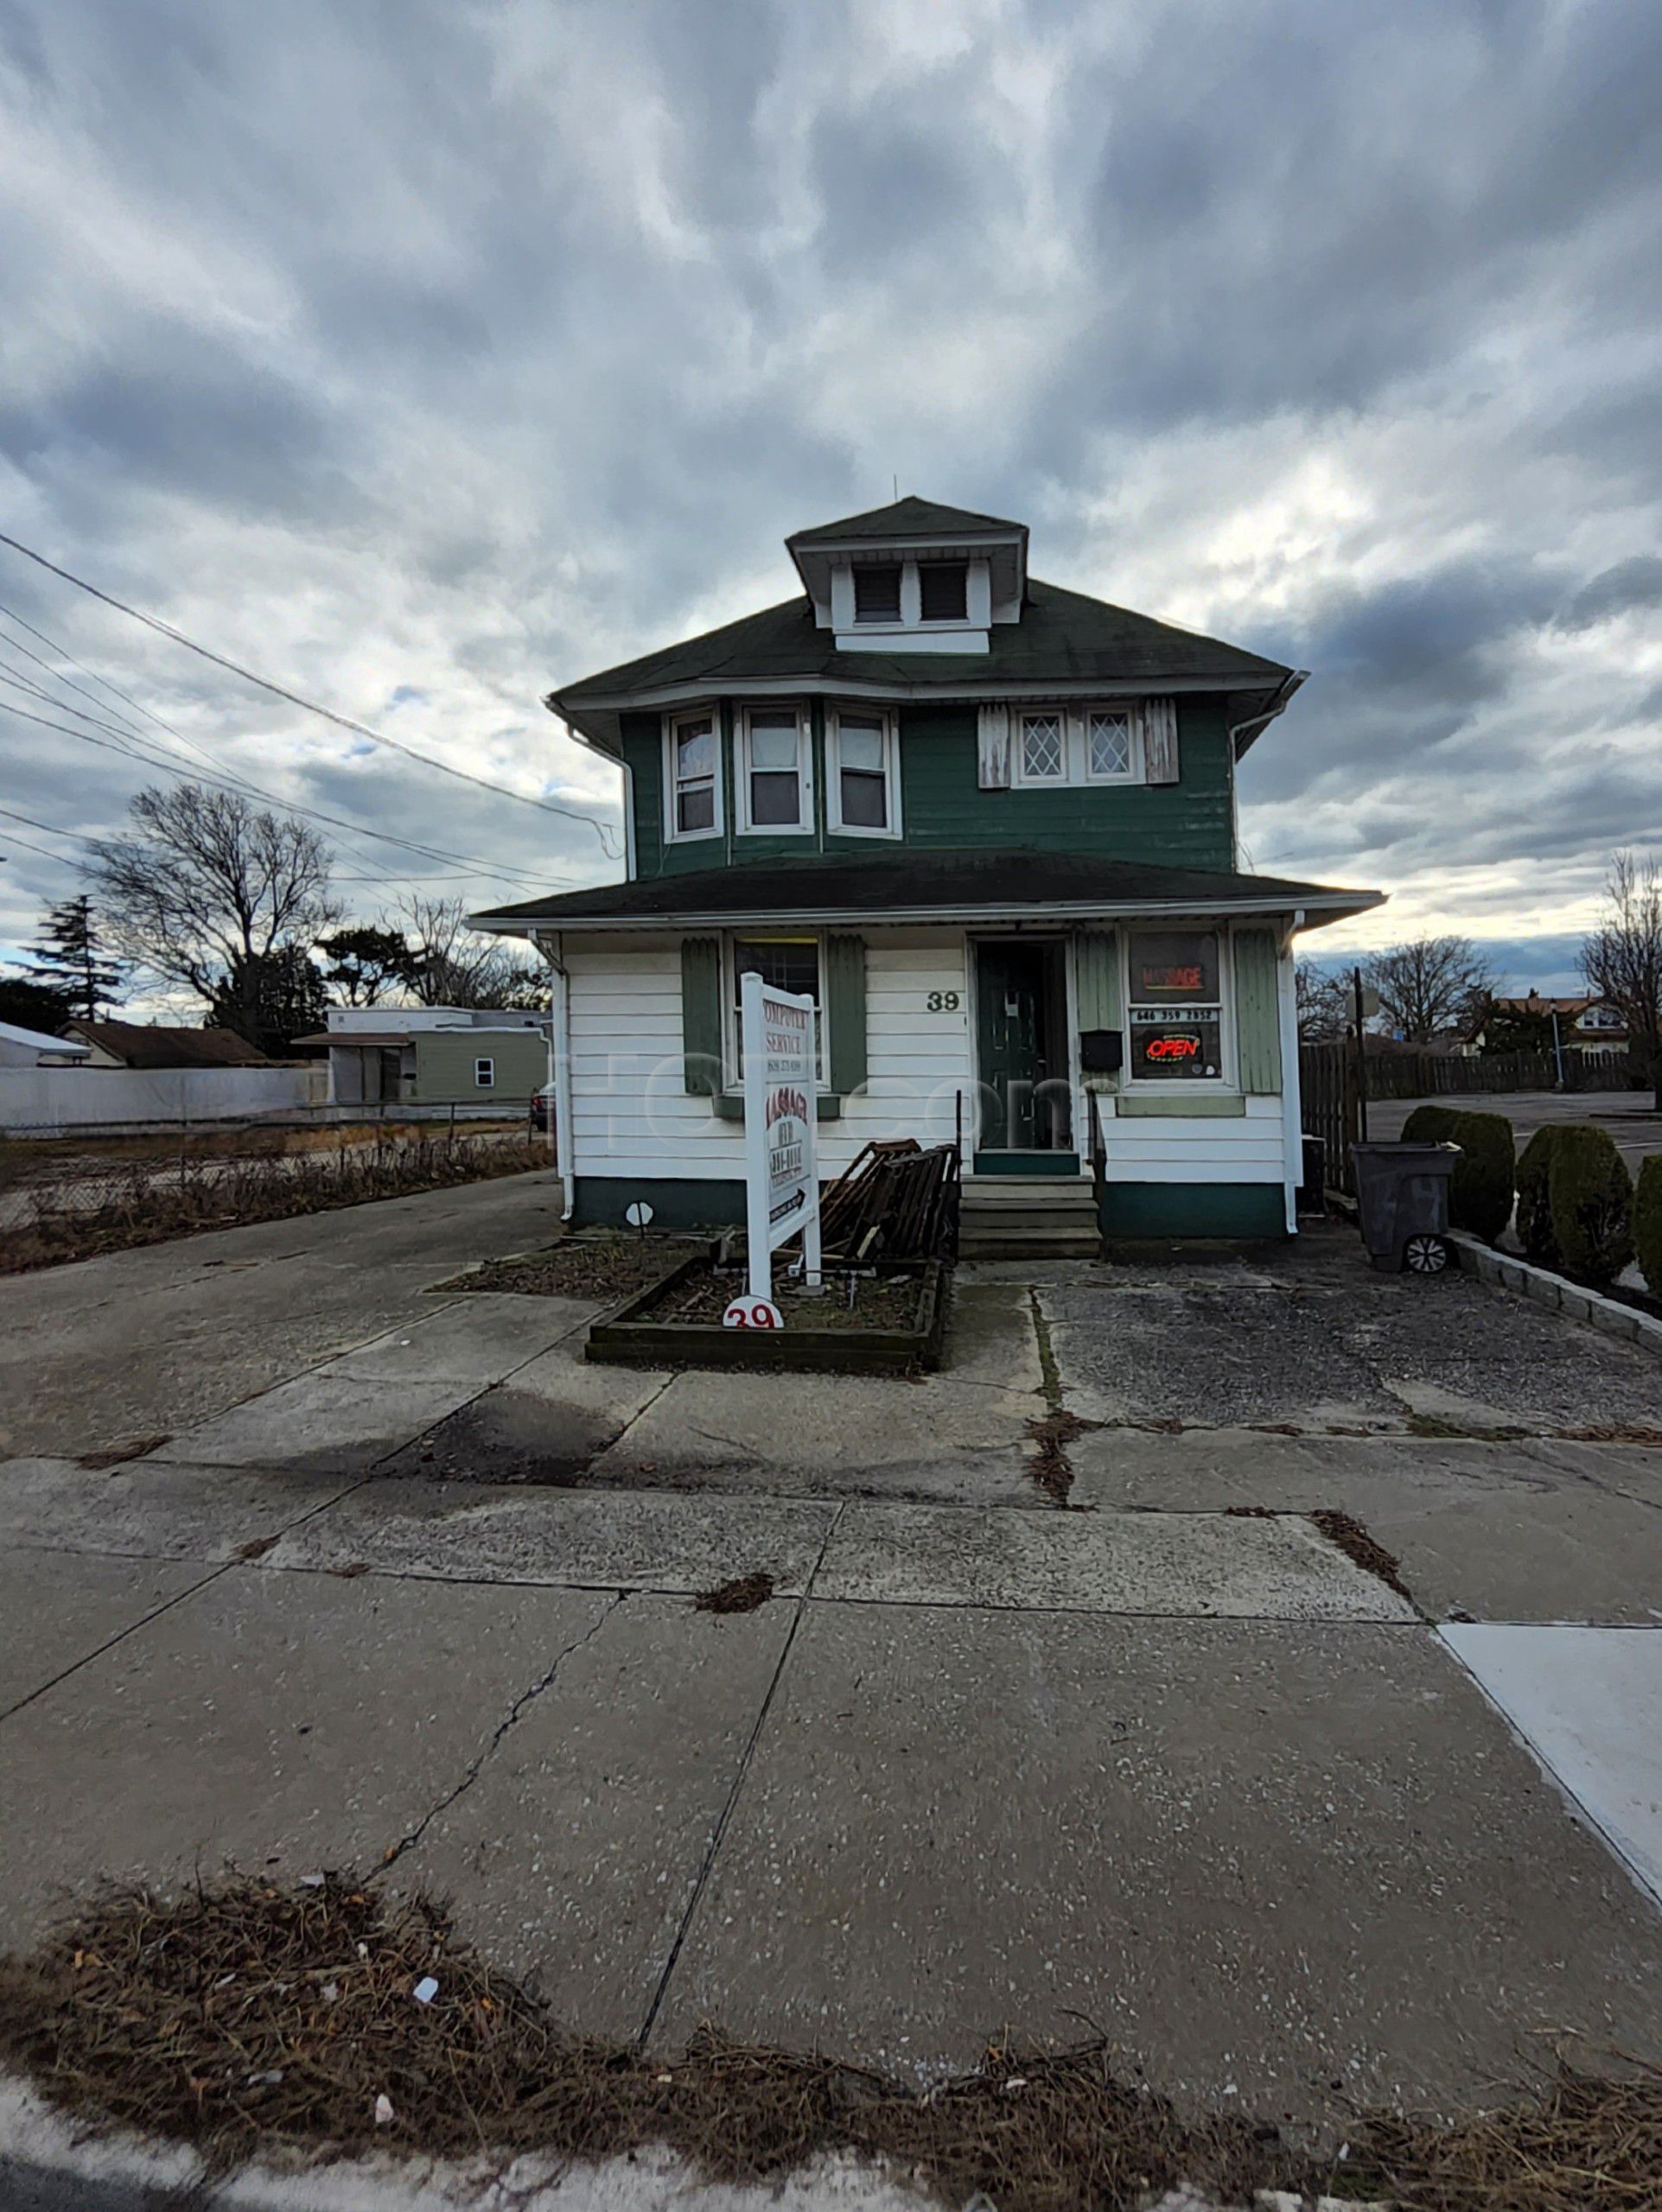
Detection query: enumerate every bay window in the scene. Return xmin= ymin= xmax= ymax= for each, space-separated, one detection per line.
xmin=1126 ymin=928 xmax=1226 ymax=1082
xmin=829 ymin=709 xmax=898 ymax=836
xmin=738 ymin=705 xmax=812 ymax=832
xmin=666 ymin=709 xmax=720 ymax=840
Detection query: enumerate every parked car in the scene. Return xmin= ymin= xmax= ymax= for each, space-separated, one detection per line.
xmin=530 ymin=1082 xmax=557 ymax=1133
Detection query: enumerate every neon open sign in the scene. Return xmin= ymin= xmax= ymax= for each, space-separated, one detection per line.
xmin=1144 ymin=1033 xmax=1201 ymax=1061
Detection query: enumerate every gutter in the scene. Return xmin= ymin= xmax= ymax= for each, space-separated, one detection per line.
xmin=1228 ymin=669 xmax=1307 ymax=758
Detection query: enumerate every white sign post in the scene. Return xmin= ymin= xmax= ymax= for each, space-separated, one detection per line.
xmin=728 ymin=968 xmax=821 ymax=1328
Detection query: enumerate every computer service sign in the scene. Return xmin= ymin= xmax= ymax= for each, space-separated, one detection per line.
xmin=732 ymin=968 xmax=823 ymax=1318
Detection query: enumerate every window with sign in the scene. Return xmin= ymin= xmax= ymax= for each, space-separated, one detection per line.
xmin=666 ymin=710 xmax=720 ymax=840
xmin=731 ymin=938 xmax=825 ymax=1081
xmin=1127 ymin=929 xmax=1225 ymax=1082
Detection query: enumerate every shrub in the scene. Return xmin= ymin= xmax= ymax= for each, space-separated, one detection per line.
xmin=1635 ymin=1156 xmax=1662 ymax=1300
xmin=1402 ymin=1104 xmax=1458 ymax=1145
xmin=1516 ymin=1126 xmax=1563 ymax=1266
xmin=1445 ymin=1109 xmax=1516 ymax=1244
xmin=1547 ymin=1124 xmax=1634 ymax=1287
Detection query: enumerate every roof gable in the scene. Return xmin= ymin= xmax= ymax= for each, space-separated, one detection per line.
xmin=786 ymin=495 xmax=1026 ymax=547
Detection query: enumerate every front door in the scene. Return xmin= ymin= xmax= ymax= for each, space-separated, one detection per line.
xmin=975 ymin=941 xmax=1073 ymax=1166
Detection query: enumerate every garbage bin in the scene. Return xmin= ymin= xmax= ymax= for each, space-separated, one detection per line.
xmin=1349 ymin=1141 xmax=1459 ymax=1274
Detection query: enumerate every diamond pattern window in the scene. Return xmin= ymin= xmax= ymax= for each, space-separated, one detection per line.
xmin=1020 ymin=713 xmax=1065 ymax=780
xmin=1088 ymin=711 xmax=1132 ymax=779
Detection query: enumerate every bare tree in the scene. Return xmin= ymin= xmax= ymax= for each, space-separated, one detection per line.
xmin=1582 ymin=850 xmax=1662 ymax=1109
xmin=1363 ymin=935 xmax=1498 ymax=1045
xmin=88 ymin=785 xmax=339 ymax=1044
xmin=1295 ymin=959 xmax=1351 ymax=1041
xmin=395 ymin=893 xmax=546 ymax=1011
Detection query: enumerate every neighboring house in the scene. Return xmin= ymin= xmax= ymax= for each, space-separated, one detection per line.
xmin=60 ymin=1020 xmax=277 ymax=1070
xmin=301 ymin=1007 xmax=551 ymax=1112
xmin=0 ymin=1020 xmax=90 ymax=1070
xmin=1468 ymin=995 xmax=1630 ymax=1056
xmin=472 ymin=496 xmax=1382 ymax=1240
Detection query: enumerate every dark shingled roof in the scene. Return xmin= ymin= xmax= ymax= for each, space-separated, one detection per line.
xmin=785 ymin=495 xmax=1025 ymax=546
xmin=555 ymin=576 xmax=1290 ymax=712
xmin=64 ymin=1020 xmax=277 ymax=1069
xmin=473 ymin=849 xmax=1378 ymax=930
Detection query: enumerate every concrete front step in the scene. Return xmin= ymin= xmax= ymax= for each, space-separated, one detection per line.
xmin=959 ymin=1229 xmax=1101 ymax=1257
xmin=961 ymin=1186 xmax=1096 ymax=1211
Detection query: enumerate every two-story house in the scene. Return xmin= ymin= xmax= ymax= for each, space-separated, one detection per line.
xmin=473 ymin=498 xmax=1381 ymax=1243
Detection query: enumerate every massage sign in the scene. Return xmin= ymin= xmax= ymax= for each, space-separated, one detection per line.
xmin=731 ymin=968 xmax=824 ymax=1325
xmin=1128 ymin=931 xmax=1225 ymax=1080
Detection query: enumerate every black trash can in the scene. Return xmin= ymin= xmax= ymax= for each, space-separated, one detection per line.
xmin=1349 ymin=1141 xmax=1459 ymax=1274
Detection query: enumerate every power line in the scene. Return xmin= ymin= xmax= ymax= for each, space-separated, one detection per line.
xmin=0 ymin=529 xmax=621 ymax=855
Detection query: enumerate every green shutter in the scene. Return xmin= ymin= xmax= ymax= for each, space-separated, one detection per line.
xmin=1233 ymin=929 xmax=1283 ymax=1094
xmin=680 ymin=934 xmax=723 ymax=1095
xmin=825 ymin=932 xmax=867 ymax=1096
xmin=1075 ymin=929 xmax=1121 ymax=1089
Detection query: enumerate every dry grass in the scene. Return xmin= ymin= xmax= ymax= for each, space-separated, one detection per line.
xmin=693 ymin=1571 xmax=776 ymax=1613
xmin=2 ymin=1878 xmax=1661 ymax=2209
xmin=1025 ymin=1408 xmax=1086 ymax=1504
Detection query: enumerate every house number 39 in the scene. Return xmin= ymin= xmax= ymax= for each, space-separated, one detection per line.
xmin=926 ymin=990 xmax=962 ymax=1013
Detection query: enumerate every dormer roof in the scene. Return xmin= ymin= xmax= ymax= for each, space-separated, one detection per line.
xmin=786 ymin=495 xmax=1025 ymax=548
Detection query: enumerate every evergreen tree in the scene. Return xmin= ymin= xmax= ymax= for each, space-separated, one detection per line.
xmin=207 ymin=947 xmax=331 ymax=1055
xmin=317 ymin=925 xmax=420 ymax=1006
xmin=0 ymin=974 xmax=76 ymax=1033
xmin=27 ymin=894 xmax=124 ymax=1022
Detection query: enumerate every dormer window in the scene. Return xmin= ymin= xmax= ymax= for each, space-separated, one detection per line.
xmin=852 ymin=564 xmax=902 ymax=624
xmin=919 ymin=562 xmax=968 ymax=623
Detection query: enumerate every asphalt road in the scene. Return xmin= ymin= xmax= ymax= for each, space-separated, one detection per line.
xmin=1367 ymin=1085 xmax=1662 ymax=1174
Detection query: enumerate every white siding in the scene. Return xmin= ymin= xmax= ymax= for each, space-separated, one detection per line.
xmin=1097 ymin=1094 xmax=1284 ymax=1185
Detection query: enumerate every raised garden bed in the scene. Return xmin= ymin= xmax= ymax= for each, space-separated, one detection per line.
xmin=587 ymin=1255 xmax=949 ymax=1374
xmin=436 ymin=1231 xmax=715 ymax=1304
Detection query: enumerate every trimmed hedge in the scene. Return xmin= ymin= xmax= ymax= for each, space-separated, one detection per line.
xmin=1399 ymin=1104 xmax=1515 ymax=1243
xmin=1635 ymin=1155 xmax=1662 ymax=1300
xmin=1446 ymin=1109 xmax=1516 ymax=1244
xmin=1516 ymin=1126 xmax=1563 ymax=1267
xmin=1547 ymin=1124 xmax=1634 ymax=1288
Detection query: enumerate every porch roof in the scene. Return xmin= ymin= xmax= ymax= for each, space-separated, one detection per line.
xmin=472 ymin=849 xmax=1382 ymax=935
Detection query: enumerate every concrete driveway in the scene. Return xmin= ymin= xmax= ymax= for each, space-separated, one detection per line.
xmin=3 ymin=1184 xmax=1662 ymax=2143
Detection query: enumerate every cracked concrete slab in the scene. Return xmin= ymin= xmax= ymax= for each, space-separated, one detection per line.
xmin=146 ymin=1374 xmax=471 ymax=1474
xmin=1519 ymin=1438 xmax=1662 ymax=1511
xmin=401 ymin=1592 xmax=795 ymax=2040
xmin=1443 ymin=1622 xmax=1662 ymax=1904
xmin=0 ymin=1455 xmax=355 ymax=1564
xmin=941 ymin=1283 xmax=1046 ymax=1395
xmin=0 ymin=1566 xmax=613 ymax=1952
xmin=266 ymin=1479 xmax=837 ymax=1593
xmin=315 ymin=1293 xmax=595 ymax=1384
xmin=0 ymin=1548 xmax=210 ymax=1713
xmin=813 ymin=1502 xmax=1416 ymax=1618
xmin=379 ymin=1348 xmax=672 ymax=1484
xmin=653 ymin=1605 xmax=1662 ymax=2126
xmin=0 ymin=1172 xmax=567 ymax=1460
xmin=583 ymin=1369 xmax=1037 ymax=1503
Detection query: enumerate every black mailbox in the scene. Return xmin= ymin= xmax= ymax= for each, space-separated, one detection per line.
xmin=1079 ymin=1029 xmax=1124 ymax=1073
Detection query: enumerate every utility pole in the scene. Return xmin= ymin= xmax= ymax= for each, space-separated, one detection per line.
xmin=1353 ymin=966 xmax=1370 ymax=1143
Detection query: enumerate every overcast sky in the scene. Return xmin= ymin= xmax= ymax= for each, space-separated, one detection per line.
xmin=3 ymin=0 xmax=1659 ymax=1001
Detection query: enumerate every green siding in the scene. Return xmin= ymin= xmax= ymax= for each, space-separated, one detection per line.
xmin=626 ymin=694 xmax=1239 ymax=877
xmin=1098 ymin=1182 xmax=1286 ymax=1239
xmin=572 ymin=1176 xmax=748 ymax=1229
xmin=411 ymin=1030 xmax=546 ymax=1104
xmin=1074 ymin=928 xmax=1121 ymax=1093
xmin=825 ymin=931 xmax=867 ymax=1094
xmin=1233 ymin=929 xmax=1283 ymax=1094
xmin=680 ymin=935 xmax=723 ymax=1094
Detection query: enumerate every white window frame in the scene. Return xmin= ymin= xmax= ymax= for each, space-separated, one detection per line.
xmin=850 ymin=562 xmax=904 ymax=626
xmin=1121 ymin=925 xmax=1233 ymax=1090
xmin=916 ymin=559 xmax=971 ymax=626
xmin=663 ymin=707 xmax=723 ymax=844
xmin=735 ymin=702 xmax=814 ymax=836
xmin=826 ymin=707 xmax=901 ymax=839
xmin=723 ymin=931 xmax=828 ymax=1088
xmin=474 ymin=1056 xmax=495 ymax=1089
xmin=1011 ymin=703 xmax=1146 ymax=789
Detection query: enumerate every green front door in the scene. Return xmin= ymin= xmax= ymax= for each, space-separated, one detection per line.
xmin=975 ymin=942 xmax=1076 ymax=1170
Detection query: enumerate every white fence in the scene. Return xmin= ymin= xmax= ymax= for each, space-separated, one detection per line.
xmin=0 ymin=1065 xmax=323 ymax=1134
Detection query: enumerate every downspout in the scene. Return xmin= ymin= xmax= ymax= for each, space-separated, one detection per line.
xmin=532 ymin=929 xmax=576 ymax=1221
xmin=1277 ymin=908 xmax=1305 ymax=1236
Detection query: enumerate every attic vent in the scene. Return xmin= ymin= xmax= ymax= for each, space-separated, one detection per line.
xmin=852 ymin=564 xmax=901 ymax=623
xmin=919 ymin=562 xmax=967 ymax=622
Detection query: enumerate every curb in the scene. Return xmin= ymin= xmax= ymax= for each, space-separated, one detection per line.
xmin=1448 ymin=1230 xmax=1662 ymax=1355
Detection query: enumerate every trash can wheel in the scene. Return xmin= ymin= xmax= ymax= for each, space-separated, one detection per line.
xmin=1403 ymin=1232 xmax=1450 ymax=1275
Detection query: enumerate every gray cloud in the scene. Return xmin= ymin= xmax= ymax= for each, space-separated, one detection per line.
xmin=1 ymin=0 xmax=1659 ymax=997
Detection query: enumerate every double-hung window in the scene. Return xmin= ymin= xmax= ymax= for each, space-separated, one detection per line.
xmin=1014 ymin=704 xmax=1143 ymax=786
xmin=666 ymin=709 xmax=720 ymax=839
xmin=1126 ymin=929 xmax=1226 ymax=1083
xmin=738 ymin=706 xmax=811 ymax=832
xmin=828 ymin=709 xmax=898 ymax=836
xmin=474 ymin=1056 xmax=495 ymax=1089
xmin=731 ymin=937 xmax=825 ymax=1082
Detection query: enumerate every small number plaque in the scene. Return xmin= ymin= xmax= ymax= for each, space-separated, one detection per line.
xmin=926 ymin=990 xmax=962 ymax=1013
xmin=723 ymin=1296 xmax=783 ymax=1331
